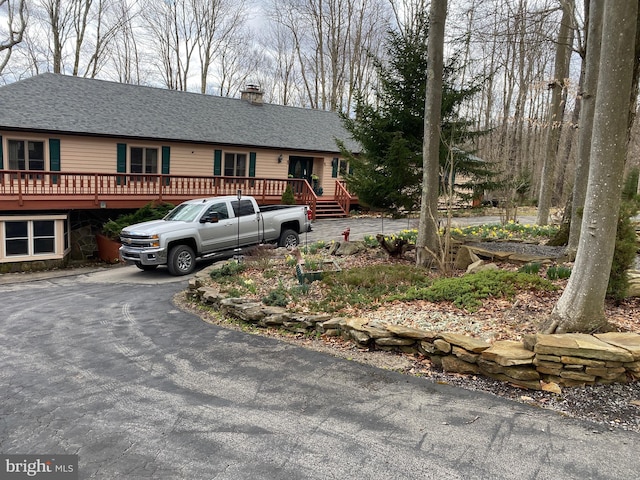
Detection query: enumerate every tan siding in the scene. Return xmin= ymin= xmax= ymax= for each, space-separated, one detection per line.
xmin=169 ymin=146 xmax=214 ymax=176
xmin=254 ymin=150 xmax=287 ymax=178
xmin=60 ymin=136 xmax=118 ymax=172
xmin=0 ymin=130 xmax=347 ymax=198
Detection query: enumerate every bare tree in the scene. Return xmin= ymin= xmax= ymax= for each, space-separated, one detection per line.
xmin=416 ymin=0 xmax=446 ymax=268
xmin=566 ymin=0 xmax=601 ymax=258
xmin=0 ymin=0 xmax=27 ymax=75
xmin=110 ymin=0 xmax=142 ymax=84
xmin=143 ymin=0 xmax=199 ymax=91
xmin=541 ymin=0 xmax=637 ymax=334
xmin=39 ymin=0 xmax=74 ymax=73
xmin=266 ymin=0 xmax=389 ymax=111
xmin=215 ymin=29 xmax=262 ymax=97
xmin=193 ymin=0 xmax=246 ymax=94
xmin=536 ymin=0 xmax=574 ymax=225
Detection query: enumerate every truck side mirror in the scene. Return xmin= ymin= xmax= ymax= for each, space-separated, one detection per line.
xmin=201 ymin=213 xmax=219 ymax=223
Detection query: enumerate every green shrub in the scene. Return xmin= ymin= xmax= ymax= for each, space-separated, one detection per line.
xmin=396 ymin=269 xmax=556 ymax=312
xmin=281 ymin=184 xmax=296 ymax=205
xmin=363 ymin=235 xmax=379 ymax=248
xmin=209 ymin=260 xmax=247 ymax=280
xmin=313 ymin=264 xmax=431 ymax=312
xmin=302 ymin=241 xmax=326 ymax=254
xmin=547 ymin=265 xmax=572 ymax=280
xmin=262 ymin=283 xmax=290 ymax=306
xmin=519 ymin=262 xmax=541 ymax=274
xmin=102 ymin=202 xmax=175 ymax=240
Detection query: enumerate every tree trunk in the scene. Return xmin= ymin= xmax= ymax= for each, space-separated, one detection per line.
xmin=541 ymin=0 xmax=637 ymax=334
xmin=567 ymin=0 xmax=602 ymax=259
xmin=536 ymin=1 xmax=574 ymax=225
xmin=416 ymin=0 xmax=447 ymax=267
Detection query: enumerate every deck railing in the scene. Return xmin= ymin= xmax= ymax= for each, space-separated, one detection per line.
xmin=0 ymin=170 xmax=318 ymax=213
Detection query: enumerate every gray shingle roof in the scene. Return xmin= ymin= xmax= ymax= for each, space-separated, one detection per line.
xmin=0 ymin=73 xmax=359 ymax=154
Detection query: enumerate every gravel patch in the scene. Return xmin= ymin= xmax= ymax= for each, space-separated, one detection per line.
xmin=467 ymin=240 xmax=567 ymax=259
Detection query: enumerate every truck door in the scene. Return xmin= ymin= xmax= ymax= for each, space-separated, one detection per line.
xmin=199 ymin=201 xmax=235 ymax=252
xmin=230 ymin=199 xmax=261 ymax=246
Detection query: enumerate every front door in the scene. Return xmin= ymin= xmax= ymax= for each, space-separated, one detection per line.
xmin=288 ymin=156 xmax=314 ymax=195
xmin=288 ymin=156 xmax=313 ymax=182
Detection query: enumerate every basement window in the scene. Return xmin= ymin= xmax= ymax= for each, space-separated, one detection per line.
xmin=0 ymin=215 xmax=69 ymax=262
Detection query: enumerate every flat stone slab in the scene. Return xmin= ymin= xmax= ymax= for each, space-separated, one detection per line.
xmin=345 ymin=317 xmax=369 ymax=331
xmin=594 ymin=332 xmax=640 ymax=361
xmin=534 ymin=333 xmax=634 ymax=363
xmin=439 ymin=333 xmax=490 ymax=353
xmin=507 ymin=253 xmax=552 ymax=263
xmin=481 ymin=340 xmax=535 ymax=366
xmin=467 ymin=247 xmax=512 ymax=260
xmin=385 ymin=324 xmax=435 ymax=340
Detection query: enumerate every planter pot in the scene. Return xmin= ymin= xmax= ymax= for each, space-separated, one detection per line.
xmin=95 ymin=233 xmax=122 ymax=264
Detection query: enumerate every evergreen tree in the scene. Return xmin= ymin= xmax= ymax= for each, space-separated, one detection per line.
xmin=338 ymin=14 xmax=497 ymax=215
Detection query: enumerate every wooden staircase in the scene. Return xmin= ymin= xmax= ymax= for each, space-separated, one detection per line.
xmin=314 ymin=199 xmax=347 ymax=218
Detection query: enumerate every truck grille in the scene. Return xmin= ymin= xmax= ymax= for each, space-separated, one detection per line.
xmin=120 ymin=233 xmax=157 ymax=248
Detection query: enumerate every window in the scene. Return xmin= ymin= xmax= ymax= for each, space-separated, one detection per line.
xmin=5 ymin=221 xmax=28 ymax=256
xmin=204 ymin=203 xmax=230 ymax=220
xmin=4 ymin=220 xmax=55 ymax=257
xmin=130 ymin=147 xmax=158 ymax=174
xmin=33 ymin=221 xmax=55 ymax=253
xmin=231 ymin=199 xmax=256 ymax=217
xmin=339 ymin=159 xmax=348 ymax=176
xmin=224 ymin=153 xmax=247 ymax=177
xmin=8 ymin=140 xmax=45 ymax=171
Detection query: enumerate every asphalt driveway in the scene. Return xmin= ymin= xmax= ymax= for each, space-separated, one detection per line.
xmin=1 ymin=266 xmax=639 ymax=479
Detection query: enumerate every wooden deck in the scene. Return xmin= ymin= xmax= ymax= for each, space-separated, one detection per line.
xmin=0 ymin=170 xmax=355 ymax=219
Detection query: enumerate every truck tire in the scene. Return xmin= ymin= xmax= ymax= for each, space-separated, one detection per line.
xmin=278 ymin=229 xmax=299 ymax=248
xmin=135 ymin=262 xmax=158 ymax=271
xmin=167 ymin=245 xmax=196 ymax=276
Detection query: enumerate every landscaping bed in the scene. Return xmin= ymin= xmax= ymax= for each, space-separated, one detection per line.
xmin=179 ymin=230 xmax=640 ymax=433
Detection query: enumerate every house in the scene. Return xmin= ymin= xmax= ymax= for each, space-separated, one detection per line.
xmin=0 ymin=74 xmax=359 ymax=268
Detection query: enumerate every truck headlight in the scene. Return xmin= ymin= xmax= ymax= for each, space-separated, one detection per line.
xmin=150 ymin=234 xmax=160 ymax=247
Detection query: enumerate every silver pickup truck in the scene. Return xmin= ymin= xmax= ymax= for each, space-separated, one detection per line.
xmin=119 ymin=195 xmax=311 ymax=275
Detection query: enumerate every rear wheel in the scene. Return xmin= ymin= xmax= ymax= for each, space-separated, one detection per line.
xmin=278 ymin=229 xmax=299 ymax=248
xmin=135 ymin=262 xmax=158 ymax=271
xmin=167 ymin=245 xmax=196 ymax=276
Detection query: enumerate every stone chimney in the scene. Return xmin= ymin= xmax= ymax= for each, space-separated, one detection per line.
xmin=241 ymin=84 xmax=264 ymax=105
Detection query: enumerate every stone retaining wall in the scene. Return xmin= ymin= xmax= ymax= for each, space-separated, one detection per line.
xmin=189 ymin=274 xmax=640 ymax=392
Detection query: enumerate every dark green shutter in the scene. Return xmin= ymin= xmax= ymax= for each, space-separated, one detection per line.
xmin=162 ymin=146 xmax=170 ymax=186
xmin=0 ymin=135 xmax=3 ymax=169
xmin=49 ymin=139 xmax=61 ymax=170
xmin=161 ymin=146 xmax=170 ymax=174
xmin=331 ymin=158 xmax=338 ymax=178
xmin=49 ymin=138 xmax=61 ymax=184
xmin=348 ymin=163 xmax=353 ymax=175
xmin=214 ymin=149 xmax=222 ymax=176
xmin=117 ymin=143 xmax=127 ymax=185
xmin=249 ymin=152 xmax=256 ymax=177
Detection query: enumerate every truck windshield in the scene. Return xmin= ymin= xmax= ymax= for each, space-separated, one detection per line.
xmin=164 ymin=204 xmax=204 ymax=222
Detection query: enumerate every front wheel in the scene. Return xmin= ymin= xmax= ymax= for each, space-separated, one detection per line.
xmin=167 ymin=245 xmax=196 ymax=276
xmin=135 ymin=262 xmax=158 ymax=271
xmin=278 ymin=229 xmax=299 ymax=248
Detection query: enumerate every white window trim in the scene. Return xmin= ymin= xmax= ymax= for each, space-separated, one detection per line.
xmin=4 ymin=137 xmax=49 ymax=171
xmin=0 ymin=214 xmax=69 ymax=263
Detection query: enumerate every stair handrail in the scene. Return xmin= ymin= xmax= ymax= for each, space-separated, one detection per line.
xmin=334 ymin=180 xmax=353 ymax=215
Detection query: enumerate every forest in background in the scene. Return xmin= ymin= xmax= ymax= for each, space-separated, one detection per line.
xmin=2 ymin=0 xmax=640 ymax=213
